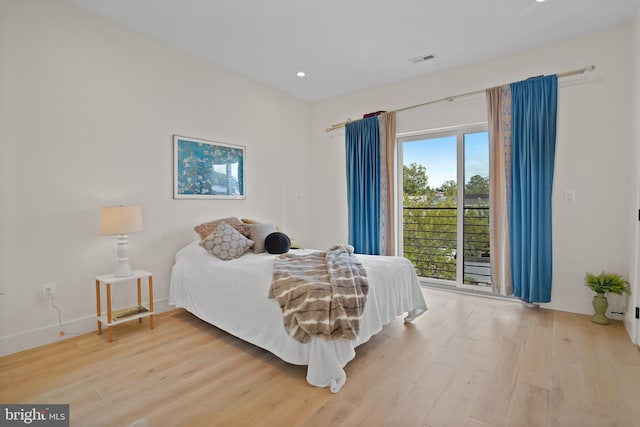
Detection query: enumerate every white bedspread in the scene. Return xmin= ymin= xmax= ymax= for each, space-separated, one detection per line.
xmin=169 ymin=241 xmax=427 ymax=392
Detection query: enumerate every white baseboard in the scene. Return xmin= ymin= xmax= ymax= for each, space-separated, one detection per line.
xmin=0 ymin=297 xmax=172 ymax=357
xmin=624 ymin=313 xmax=638 ymax=346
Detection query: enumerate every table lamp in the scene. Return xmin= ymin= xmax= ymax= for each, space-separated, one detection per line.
xmin=100 ymin=205 xmax=144 ymax=277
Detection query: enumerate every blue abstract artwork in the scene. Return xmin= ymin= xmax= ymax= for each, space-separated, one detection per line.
xmin=173 ymin=136 xmax=245 ymax=199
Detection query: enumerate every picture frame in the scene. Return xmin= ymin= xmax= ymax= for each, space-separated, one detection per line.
xmin=173 ymin=135 xmax=245 ymax=199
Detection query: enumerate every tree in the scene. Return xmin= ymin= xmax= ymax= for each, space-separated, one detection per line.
xmin=465 ymin=174 xmax=489 ymax=195
xmin=463 ymin=175 xmax=490 ymax=260
xmin=437 ymin=180 xmax=457 ymax=199
xmin=403 ymin=163 xmax=429 ymax=196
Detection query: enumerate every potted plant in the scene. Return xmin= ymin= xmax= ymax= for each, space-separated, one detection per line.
xmin=584 ymin=271 xmax=630 ymax=324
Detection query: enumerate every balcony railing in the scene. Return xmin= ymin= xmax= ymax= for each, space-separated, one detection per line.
xmin=403 ymin=206 xmax=491 ymax=286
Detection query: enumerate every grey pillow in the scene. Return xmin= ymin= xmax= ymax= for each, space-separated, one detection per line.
xmin=248 ymin=223 xmax=277 ymax=253
xmin=200 ymin=223 xmax=255 ymax=260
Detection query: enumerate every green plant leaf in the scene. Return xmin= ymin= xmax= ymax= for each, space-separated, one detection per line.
xmin=584 ymin=271 xmax=630 ymax=295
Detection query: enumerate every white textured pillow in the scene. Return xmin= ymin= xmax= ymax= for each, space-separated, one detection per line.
xmin=200 ymin=223 xmax=255 ymax=260
xmin=248 ymin=223 xmax=277 ymax=253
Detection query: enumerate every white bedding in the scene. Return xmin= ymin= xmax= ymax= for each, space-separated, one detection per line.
xmin=169 ymin=241 xmax=427 ymax=392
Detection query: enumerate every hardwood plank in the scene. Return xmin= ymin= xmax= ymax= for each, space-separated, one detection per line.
xmin=548 ymin=361 xmax=590 ymax=426
xmin=505 ymin=382 xmax=550 ymax=427
xmin=467 ymin=336 xmax=524 ymax=426
xmin=391 ymin=362 xmax=458 ymax=425
xmin=334 ymin=373 xmax=416 ymax=426
xmin=297 ymin=396 xmax=358 ymax=427
xmin=578 ymin=324 xmax=636 ymax=425
xmin=518 ymin=323 xmax=553 ymax=389
xmin=611 ymin=361 xmax=640 ymax=423
xmin=466 ymin=417 xmax=498 ymax=427
xmin=422 ymin=353 xmax=493 ymax=426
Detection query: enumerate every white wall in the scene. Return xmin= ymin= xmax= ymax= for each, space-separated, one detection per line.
xmin=0 ymin=0 xmax=311 ymax=355
xmin=309 ymin=25 xmax=634 ymax=317
xmin=629 ymin=7 xmax=640 ymax=345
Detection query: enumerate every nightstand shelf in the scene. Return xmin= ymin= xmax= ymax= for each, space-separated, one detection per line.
xmin=95 ymin=270 xmax=154 ymax=342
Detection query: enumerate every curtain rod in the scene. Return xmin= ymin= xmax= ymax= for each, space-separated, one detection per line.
xmin=325 ymin=64 xmax=596 ymax=132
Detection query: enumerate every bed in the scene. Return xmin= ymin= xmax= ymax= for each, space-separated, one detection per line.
xmin=169 ymin=240 xmax=427 ymax=392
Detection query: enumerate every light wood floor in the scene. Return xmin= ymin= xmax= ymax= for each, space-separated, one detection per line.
xmin=2 ymin=288 xmax=639 ymax=427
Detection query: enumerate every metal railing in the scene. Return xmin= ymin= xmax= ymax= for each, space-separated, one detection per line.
xmin=403 ymin=206 xmax=491 ymax=285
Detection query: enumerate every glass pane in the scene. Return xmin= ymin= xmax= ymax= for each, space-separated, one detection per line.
xmin=402 ymin=135 xmax=457 ymax=281
xmin=463 ymin=132 xmax=491 ymax=286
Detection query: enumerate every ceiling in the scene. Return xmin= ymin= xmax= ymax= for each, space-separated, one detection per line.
xmin=64 ymin=0 xmax=640 ymax=102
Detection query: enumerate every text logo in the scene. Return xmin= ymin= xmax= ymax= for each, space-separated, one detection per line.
xmin=1 ymin=405 xmax=69 ymax=426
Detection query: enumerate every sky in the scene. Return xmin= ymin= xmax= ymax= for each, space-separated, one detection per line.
xmin=402 ymin=131 xmax=488 ymax=189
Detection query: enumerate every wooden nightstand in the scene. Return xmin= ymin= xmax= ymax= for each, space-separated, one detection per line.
xmin=95 ymin=270 xmax=154 ymax=342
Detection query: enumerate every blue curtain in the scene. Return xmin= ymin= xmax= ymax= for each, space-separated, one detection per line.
xmin=509 ymin=75 xmax=558 ymax=303
xmin=346 ymin=116 xmax=380 ymax=255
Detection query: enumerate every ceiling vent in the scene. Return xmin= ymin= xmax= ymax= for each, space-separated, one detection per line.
xmin=409 ymin=54 xmax=435 ymax=64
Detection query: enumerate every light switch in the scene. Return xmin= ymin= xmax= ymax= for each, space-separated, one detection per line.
xmin=564 ymin=190 xmax=576 ymax=203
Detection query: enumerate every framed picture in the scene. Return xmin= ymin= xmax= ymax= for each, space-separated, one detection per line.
xmin=173 ymin=135 xmax=245 ymax=199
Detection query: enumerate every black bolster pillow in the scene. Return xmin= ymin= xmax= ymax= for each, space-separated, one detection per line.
xmin=265 ymin=232 xmax=291 ymax=254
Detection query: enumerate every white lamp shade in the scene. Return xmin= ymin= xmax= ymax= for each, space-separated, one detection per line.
xmin=100 ymin=205 xmax=144 ymax=235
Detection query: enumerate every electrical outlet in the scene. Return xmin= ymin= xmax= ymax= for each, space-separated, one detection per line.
xmin=42 ymin=283 xmax=56 ymax=298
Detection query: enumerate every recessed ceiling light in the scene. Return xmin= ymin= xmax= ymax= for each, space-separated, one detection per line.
xmin=296 ymin=71 xmax=306 ymax=77
xmin=536 ymin=0 xmax=545 ymax=2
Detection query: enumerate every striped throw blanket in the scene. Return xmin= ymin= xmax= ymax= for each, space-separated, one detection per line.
xmin=268 ymin=244 xmax=369 ymax=343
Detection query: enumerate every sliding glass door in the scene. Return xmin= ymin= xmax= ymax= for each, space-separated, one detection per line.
xmin=398 ymin=125 xmax=491 ymax=290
